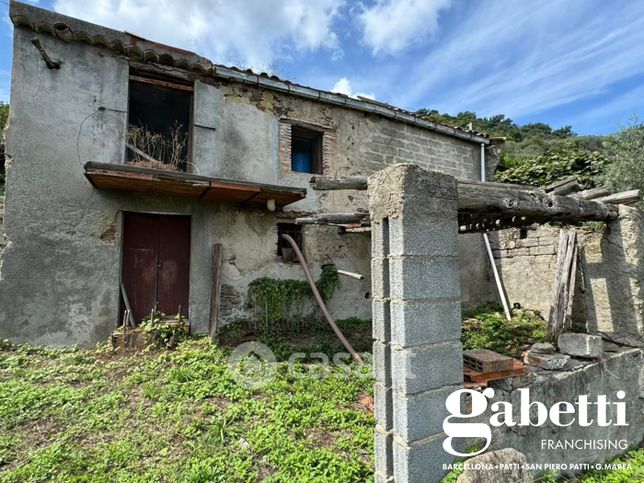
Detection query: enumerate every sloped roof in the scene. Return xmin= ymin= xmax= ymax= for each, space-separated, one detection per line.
xmin=9 ymin=0 xmax=490 ymax=144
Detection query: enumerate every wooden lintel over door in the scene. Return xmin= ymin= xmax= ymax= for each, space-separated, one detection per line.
xmin=121 ymin=212 xmax=191 ymax=323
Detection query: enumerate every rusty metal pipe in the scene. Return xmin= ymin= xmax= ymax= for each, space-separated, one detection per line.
xmin=281 ymin=234 xmax=364 ymax=364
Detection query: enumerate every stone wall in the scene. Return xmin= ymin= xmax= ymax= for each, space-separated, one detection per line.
xmin=491 ymin=207 xmax=643 ymax=347
xmin=473 ymin=347 xmax=644 ymax=476
xmin=489 ymin=225 xmax=559 ymax=316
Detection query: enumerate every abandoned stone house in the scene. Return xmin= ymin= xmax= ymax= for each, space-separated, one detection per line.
xmin=0 ymin=2 xmax=499 ymax=346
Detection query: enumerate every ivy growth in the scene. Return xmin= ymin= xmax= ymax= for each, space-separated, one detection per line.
xmin=246 ymin=265 xmax=340 ymax=330
xmin=495 ymin=149 xmax=608 ymax=187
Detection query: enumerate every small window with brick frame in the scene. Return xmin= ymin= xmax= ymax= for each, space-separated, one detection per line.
xmin=291 ymin=126 xmax=322 ymax=174
xmin=277 ymin=223 xmax=303 ymax=263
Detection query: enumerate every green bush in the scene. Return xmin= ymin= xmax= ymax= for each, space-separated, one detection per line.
xmin=600 ymin=118 xmax=644 ymax=204
xmin=462 ymin=303 xmax=547 ymax=357
xmin=495 ymin=148 xmax=608 ymax=187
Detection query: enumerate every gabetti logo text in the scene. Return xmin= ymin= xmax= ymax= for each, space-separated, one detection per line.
xmin=442 ymin=388 xmax=628 ymax=457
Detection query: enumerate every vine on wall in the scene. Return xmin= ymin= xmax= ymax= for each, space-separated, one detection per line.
xmin=246 ymin=265 xmax=339 ymax=332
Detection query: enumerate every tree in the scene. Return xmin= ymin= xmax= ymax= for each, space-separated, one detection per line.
xmin=600 ymin=118 xmax=644 ymax=195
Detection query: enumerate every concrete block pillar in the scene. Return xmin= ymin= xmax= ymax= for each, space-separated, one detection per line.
xmin=368 ymin=164 xmax=463 ymax=483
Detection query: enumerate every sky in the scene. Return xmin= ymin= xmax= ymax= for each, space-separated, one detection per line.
xmin=1 ymin=0 xmax=644 ymax=135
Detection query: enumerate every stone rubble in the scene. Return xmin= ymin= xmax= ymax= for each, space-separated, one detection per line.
xmin=558 ymin=333 xmax=604 ymax=359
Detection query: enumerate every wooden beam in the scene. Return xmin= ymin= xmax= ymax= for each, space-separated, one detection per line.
xmin=544 ymin=176 xmax=579 ymax=193
xmin=594 ymin=189 xmax=640 ymax=205
xmin=311 ymin=176 xmax=544 ymax=192
xmin=575 ymin=186 xmax=611 ymax=200
xmin=550 ymin=179 xmax=584 ymax=196
xmin=129 ymin=74 xmax=194 ymax=92
xmin=339 ymin=226 xmax=372 ymax=234
xmin=457 ymin=181 xmax=618 ymax=222
xmin=307 ymin=176 xmax=620 ymax=229
xmin=309 ymin=175 xmax=368 ymax=191
xmin=295 ymin=211 xmax=370 ymax=225
xmin=208 ymin=243 xmax=224 ymax=342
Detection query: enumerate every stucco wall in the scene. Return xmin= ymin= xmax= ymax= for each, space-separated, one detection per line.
xmin=0 ymin=27 xmax=495 ymax=345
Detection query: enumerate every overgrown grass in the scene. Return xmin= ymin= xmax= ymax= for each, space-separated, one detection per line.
xmin=219 ymin=317 xmax=373 ymax=363
xmin=0 ymin=338 xmax=374 ymax=482
xmin=577 ymin=448 xmax=644 ymax=482
xmin=462 ymin=303 xmax=548 ymax=357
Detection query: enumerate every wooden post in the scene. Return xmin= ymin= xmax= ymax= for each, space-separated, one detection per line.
xmin=548 ymin=231 xmax=578 ymax=339
xmin=208 ymin=243 xmax=224 ymax=341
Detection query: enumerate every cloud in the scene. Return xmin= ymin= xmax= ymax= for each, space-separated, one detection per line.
xmin=331 ymin=77 xmax=375 ymax=100
xmin=388 ymin=0 xmax=644 ymax=121
xmin=359 ymin=0 xmax=453 ymax=55
xmin=53 ymin=0 xmax=345 ymax=72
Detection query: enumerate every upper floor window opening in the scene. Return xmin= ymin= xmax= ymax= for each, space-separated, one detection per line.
xmin=127 ymin=72 xmax=193 ymax=173
xmin=291 ymin=125 xmax=322 ymax=174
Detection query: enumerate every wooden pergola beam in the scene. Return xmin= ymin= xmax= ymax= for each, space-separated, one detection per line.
xmin=309 ymin=175 xmax=368 ymax=191
xmin=575 ymin=186 xmax=611 ymax=200
xmin=594 ymin=189 xmax=640 ymax=206
xmin=456 ymin=181 xmax=619 ymax=222
xmin=295 ymin=211 xmax=370 ymax=225
xmin=307 ymin=176 xmax=633 ymax=231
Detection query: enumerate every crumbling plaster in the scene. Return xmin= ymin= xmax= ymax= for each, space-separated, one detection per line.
xmin=1 ymin=27 xmax=495 ymax=345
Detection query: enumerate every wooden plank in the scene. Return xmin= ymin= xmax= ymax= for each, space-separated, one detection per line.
xmin=84 ymin=162 xmax=306 ymax=207
xmin=85 ymin=162 xmax=306 ymax=197
xmin=547 ymin=231 xmax=568 ymax=339
xmin=564 ymin=240 xmax=579 ymax=332
xmin=129 ymin=74 xmax=194 ymax=92
xmin=594 ymin=189 xmax=640 ymax=205
xmin=544 ymin=176 xmax=579 ymax=193
xmin=309 ymin=175 xmax=368 ymax=191
xmin=208 ymin=243 xmax=224 ymax=341
xmin=547 ymin=231 xmax=577 ymax=339
xmin=120 ymin=282 xmax=136 ymax=328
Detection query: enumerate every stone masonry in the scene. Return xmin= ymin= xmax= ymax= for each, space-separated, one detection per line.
xmin=490 ymin=208 xmax=644 ymax=347
xmin=369 ymin=164 xmax=463 ymax=482
xmin=489 ymin=226 xmax=559 ymax=316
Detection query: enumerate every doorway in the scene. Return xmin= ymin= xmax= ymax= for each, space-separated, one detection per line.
xmin=121 ymin=212 xmax=191 ymax=323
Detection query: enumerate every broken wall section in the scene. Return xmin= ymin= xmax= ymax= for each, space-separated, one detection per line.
xmin=490 ymin=206 xmax=644 ymax=347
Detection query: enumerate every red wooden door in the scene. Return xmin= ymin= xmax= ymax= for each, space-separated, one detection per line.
xmin=157 ymin=216 xmax=191 ymax=317
xmin=122 ymin=213 xmax=190 ymax=323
